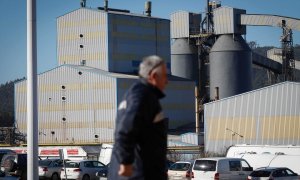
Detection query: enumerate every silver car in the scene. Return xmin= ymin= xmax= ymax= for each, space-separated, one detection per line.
xmin=247 ymin=167 xmax=299 ymax=180
xmin=39 ymin=159 xmax=64 ymax=180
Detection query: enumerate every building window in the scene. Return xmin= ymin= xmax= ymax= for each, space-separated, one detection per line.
xmin=80 ymin=45 xmax=84 ymax=48
xmin=80 ymin=60 xmax=86 ymax=66
xmin=62 ymin=96 xmax=66 ymax=101
xmin=80 ymin=34 xmax=83 ymax=38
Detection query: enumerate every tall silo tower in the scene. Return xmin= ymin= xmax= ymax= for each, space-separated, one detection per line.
xmin=170 ymin=11 xmax=201 ymax=82
xmin=209 ymin=34 xmax=252 ymax=99
xmin=210 ymin=6 xmax=252 ymax=99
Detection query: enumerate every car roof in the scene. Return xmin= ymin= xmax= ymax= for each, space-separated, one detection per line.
xmin=194 ymin=157 xmax=243 ymax=161
xmin=255 ymin=167 xmax=289 ymax=171
xmin=173 ymin=160 xmax=194 ymax=164
xmin=67 ymin=160 xmax=97 ymax=162
xmin=39 ymin=158 xmax=61 ymax=161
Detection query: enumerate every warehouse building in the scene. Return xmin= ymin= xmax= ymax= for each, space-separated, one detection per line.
xmin=15 ymin=7 xmax=195 ymax=144
xmin=204 ymin=81 xmax=300 ymax=154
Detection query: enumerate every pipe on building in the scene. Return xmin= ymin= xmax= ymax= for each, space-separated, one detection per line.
xmin=145 ymin=1 xmax=151 ymax=17
xmin=104 ymin=0 xmax=108 ymax=11
xmin=80 ymin=0 xmax=86 ymax=7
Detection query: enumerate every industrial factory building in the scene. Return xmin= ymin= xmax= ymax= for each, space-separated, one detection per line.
xmin=204 ymin=81 xmax=300 ymax=154
xmin=13 ymin=1 xmax=300 ymax=154
xmin=14 ymin=7 xmax=195 ymax=144
xmin=56 ymin=8 xmax=170 ymax=73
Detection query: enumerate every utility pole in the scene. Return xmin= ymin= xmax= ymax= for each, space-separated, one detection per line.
xmin=27 ymin=0 xmax=38 ymax=179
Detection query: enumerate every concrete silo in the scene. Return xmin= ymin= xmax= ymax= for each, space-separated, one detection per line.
xmin=171 ymin=38 xmax=199 ymax=81
xmin=170 ymin=11 xmax=201 ymax=82
xmin=209 ymin=34 xmax=252 ymax=99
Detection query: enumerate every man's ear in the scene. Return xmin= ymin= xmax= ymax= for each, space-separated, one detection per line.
xmin=149 ymin=71 xmax=156 ymax=80
xmin=148 ymin=71 xmax=157 ymax=84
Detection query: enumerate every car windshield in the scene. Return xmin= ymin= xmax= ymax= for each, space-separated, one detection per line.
xmin=39 ymin=160 xmax=52 ymax=166
xmin=169 ymin=163 xmax=191 ymax=171
xmin=65 ymin=162 xmax=80 ymax=168
xmin=250 ymin=170 xmax=272 ymax=177
xmin=193 ymin=160 xmax=216 ymax=171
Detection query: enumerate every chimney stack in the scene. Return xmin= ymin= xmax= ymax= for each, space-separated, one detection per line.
xmin=80 ymin=0 xmax=86 ymax=7
xmin=104 ymin=0 xmax=108 ymax=11
xmin=145 ymin=1 xmax=151 ymax=17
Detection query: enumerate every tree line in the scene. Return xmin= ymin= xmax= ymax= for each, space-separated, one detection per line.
xmin=0 ymin=78 xmax=24 ymax=127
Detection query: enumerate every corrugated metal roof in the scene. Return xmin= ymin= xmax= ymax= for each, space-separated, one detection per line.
xmin=15 ymin=63 xmax=192 ymax=86
xmin=58 ymin=7 xmax=169 ymax=21
xmin=64 ymin=64 xmax=138 ymax=79
xmin=205 ymin=81 xmax=300 ymax=106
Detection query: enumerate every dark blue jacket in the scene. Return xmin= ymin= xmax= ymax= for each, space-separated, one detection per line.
xmin=108 ymin=79 xmax=168 ymax=180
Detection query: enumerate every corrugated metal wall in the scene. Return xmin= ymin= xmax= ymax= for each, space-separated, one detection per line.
xmin=170 ymin=11 xmax=201 ymax=38
xmin=116 ymin=78 xmax=196 ymax=130
xmin=57 ymin=8 xmax=170 ymax=74
xmin=204 ymin=82 xmax=300 ymax=154
xmin=15 ymin=65 xmax=117 ymax=144
xmin=57 ymin=9 xmax=108 ymax=70
xmin=171 ymin=11 xmax=190 ymax=38
xmin=241 ymin=14 xmax=300 ymax=31
xmin=15 ymin=66 xmax=196 ymax=144
xmin=162 ymin=80 xmax=195 ymax=130
xmin=213 ymin=7 xmax=246 ymax=35
xmin=107 ymin=13 xmax=170 ymax=73
xmin=181 ymin=133 xmax=204 ymax=145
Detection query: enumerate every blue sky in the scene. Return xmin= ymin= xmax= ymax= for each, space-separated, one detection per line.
xmin=0 ymin=0 xmax=299 ymax=85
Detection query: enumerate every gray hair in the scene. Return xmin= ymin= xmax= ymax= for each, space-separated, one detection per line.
xmin=139 ymin=55 xmax=165 ymax=79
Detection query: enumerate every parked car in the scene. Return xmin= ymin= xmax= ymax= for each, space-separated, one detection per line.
xmin=191 ymin=157 xmax=253 ymax=179
xmin=39 ymin=158 xmax=66 ymax=180
xmin=95 ymin=163 xmax=109 ymax=179
xmin=166 ymin=160 xmax=175 ymax=171
xmin=0 ymin=153 xmax=27 ymax=180
xmin=60 ymin=160 xmax=106 ymax=180
xmin=0 ymin=149 xmax=15 ymax=163
xmin=247 ymin=167 xmax=299 ymax=180
xmin=168 ymin=160 xmax=194 ymax=180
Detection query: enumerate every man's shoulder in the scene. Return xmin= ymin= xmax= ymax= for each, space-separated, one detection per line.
xmin=129 ymin=80 xmax=148 ymax=93
xmin=125 ymin=81 xmax=152 ymax=99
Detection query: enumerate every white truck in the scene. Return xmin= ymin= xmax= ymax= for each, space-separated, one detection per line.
xmin=98 ymin=143 xmax=113 ymax=165
xmin=226 ymin=144 xmax=300 ymax=174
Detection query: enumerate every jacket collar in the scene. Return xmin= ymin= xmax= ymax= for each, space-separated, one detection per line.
xmin=140 ymin=79 xmax=165 ymax=99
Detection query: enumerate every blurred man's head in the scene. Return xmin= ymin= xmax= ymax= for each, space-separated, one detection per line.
xmin=139 ymin=55 xmax=168 ymax=91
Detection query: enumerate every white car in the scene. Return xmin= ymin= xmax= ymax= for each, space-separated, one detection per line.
xmin=168 ymin=160 xmax=194 ymax=180
xmin=39 ymin=158 xmax=64 ymax=180
xmin=60 ymin=160 xmax=106 ymax=180
xmin=192 ymin=157 xmax=253 ymax=180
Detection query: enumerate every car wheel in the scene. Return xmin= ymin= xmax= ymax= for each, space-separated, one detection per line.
xmin=82 ymin=174 xmax=90 ymax=180
xmin=2 ymin=159 xmax=15 ymax=173
xmin=51 ymin=173 xmax=60 ymax=180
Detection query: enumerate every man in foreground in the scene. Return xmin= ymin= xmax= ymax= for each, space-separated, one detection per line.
xmin=109 ymin=55 xmax=168 ymax=180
